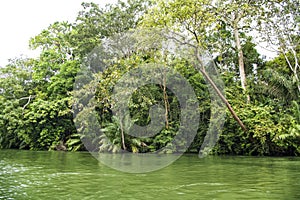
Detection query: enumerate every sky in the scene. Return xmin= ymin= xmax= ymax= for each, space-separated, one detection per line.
xmin=0 ymin=0 xmax=276 ymax=67
xmin=0 ymin=0 xmax=117 ymax=67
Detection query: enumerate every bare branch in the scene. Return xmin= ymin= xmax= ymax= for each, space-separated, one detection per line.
xmin=19 ymin=95 xmax=36 ymax=110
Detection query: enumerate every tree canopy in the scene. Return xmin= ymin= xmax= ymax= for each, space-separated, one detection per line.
xmin=0 ymin=0 xmax=299 ymax=155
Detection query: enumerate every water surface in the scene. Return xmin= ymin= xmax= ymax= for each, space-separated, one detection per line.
xmin=0 ymin=150 xmax=299 ymax=199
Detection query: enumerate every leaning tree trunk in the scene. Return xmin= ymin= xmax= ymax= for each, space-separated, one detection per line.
xmin=196 ymin=53 xmax=247 ymax=132
xmin=165 ymin=29 xmax=248 ymax=132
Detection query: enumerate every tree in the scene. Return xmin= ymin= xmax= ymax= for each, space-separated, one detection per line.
xmin=257 ymin=0 xmax=300 ymax=93
xmin=259 ymin=53 xmax=300 ymax=103
xmin=70 ymin=0 xmax=151 ymax=58
xmin=141 ymin=0 xmax=247 ymax=131
xmin=214 ymin=0 xmax=270 ymax=102
xmin=0 ymin=58 xmax=33 ymax=149
xmin=1 ymin=0 xmax=299 ymax=155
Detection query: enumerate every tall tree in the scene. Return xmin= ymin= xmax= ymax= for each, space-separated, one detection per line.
xmin=142 ymin=0 xmax=247 ymax=131
xmin=215 ymin=0 xmax=267 ymax=102
xmin=257 ymin=0 xmax=300 ymax=94
xmin=71 ymin=0 xmax=151 ymax=58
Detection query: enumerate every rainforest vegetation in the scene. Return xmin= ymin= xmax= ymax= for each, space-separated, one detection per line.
xmin=0 ymin=0 xmax=299 ymax=156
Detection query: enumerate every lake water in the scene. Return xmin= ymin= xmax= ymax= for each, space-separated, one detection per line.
xmin=0 ymin=149 xmax=299 ymax=200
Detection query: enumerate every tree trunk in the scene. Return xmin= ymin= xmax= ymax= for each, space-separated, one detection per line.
xmin=233 ymin=14 xmax=250 ymax=103
xmin=283 ymin=49 xmax=300 ymax=94
xmin=162 ymin=65 xmax=170 ymax=129
xmin=119 ymin=118 xmax=126 ymax=150
xmin=195 ymin=52 xmax=247 ymax=132
xmin=166 ymin=29 xmax=248 ymax=132
xmin=200 ymin=68 xmax=247 ymax=132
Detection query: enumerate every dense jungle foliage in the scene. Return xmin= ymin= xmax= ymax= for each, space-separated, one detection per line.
xmin=0 ymin=0 xmax=299 ymax=155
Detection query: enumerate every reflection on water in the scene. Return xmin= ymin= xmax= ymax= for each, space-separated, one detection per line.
xmin=0 ymin=150 xmax=299 ymax=200
xmin=94 ymin=152 xmax=182 ymax=173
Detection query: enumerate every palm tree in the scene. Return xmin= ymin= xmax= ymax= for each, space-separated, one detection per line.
xmin=258 ymin=68 xmax=299 ymax=104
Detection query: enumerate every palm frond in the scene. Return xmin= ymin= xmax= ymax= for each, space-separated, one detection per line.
xmin=258 ymin=69 xmax=298 ymax=102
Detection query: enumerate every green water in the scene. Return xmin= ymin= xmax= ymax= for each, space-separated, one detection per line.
xmin=0 ymin=150 xmax=299 ymax=200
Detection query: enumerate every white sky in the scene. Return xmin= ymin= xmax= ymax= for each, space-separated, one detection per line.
xmin=0 ymin=0 xmax=118 ymax=67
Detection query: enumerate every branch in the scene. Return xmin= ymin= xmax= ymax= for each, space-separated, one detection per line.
xmin=163 ymin=29 xmax=198 ymax=49
xmin=19 ymin=95 xmax=36 ymax=110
